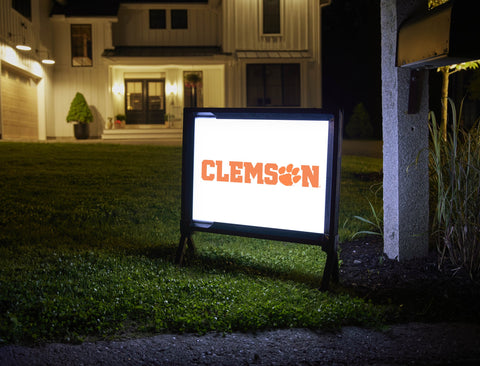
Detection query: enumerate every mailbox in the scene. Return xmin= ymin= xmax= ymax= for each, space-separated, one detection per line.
xmin=397 ymin=0 xmax=480 ymax=68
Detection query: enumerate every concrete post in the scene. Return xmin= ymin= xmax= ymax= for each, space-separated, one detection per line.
xmin=381 ymin=0 xmax=429 ymax=261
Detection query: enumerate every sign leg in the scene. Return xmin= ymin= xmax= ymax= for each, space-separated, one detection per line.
xmin=320 ymin=240 xmax=339 ymax=291
xmin=175 ymin=234 xmax=195 ymax=265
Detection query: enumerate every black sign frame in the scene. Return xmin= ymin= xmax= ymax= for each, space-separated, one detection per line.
xmin=176 ymin=108 xmax=342 ymax=289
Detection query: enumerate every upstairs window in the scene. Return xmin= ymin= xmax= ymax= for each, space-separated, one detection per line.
xmin=12 ymin=0 xmax=31 ymax=20
xmin=262 ymin=0 xmax=281 ymax=34
xmin=71 ymin=24 xmax=92 ymax=67
xmin=149 ymin=9 xmax=166 ymax=29
xmin=171 ymin=9 xmax=188 ymax=29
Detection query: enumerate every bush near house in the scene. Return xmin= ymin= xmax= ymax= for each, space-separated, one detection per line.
xmin=66 ymin=92 xmax=93 ymax=124
xmin=345 ymin=103 xmax=374 ymax=140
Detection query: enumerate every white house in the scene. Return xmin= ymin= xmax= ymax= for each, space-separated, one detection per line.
xmin=0 ymin=0 xmax=330 ymax=141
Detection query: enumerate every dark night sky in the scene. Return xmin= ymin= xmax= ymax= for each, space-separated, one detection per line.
xmin=322 ymin=0 xmax=382 ymax=139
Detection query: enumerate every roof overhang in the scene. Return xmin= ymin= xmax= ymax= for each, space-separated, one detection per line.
xmin=102 ymin=46 xmax=232 ymax=65
xmin=236 ymin=50 xmax=312 ymax=60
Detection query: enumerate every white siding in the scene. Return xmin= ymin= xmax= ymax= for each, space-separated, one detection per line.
xmin=0 ymin=0 xmax=55 ymax=140
xmin=223 ymin=0 xmax=311 ymax=52
xmin=0 ymin=0 xmax=54 ymax=61
xmin=113 ymin=6 xmax=220 ymax=46
xmin=202 ymin=67 xmax=225 ymax=107
xmin=52 ymin=68 xmax=108 ymax=138
xmin=222 ymin=0 xmax=323 ymax=108
xmin=51 ymin=20 xmax=110 ymax=138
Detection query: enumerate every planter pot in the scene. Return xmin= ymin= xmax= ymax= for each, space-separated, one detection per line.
xmin=74 ymin=123 xmax=89 ymax=140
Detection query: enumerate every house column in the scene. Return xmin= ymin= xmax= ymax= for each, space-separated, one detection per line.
xmin=381 ymin=0 xmax=429 ymax=260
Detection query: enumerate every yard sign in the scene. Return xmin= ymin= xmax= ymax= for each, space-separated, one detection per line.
xmin=177 ymin=108 xmax=342 ymax=289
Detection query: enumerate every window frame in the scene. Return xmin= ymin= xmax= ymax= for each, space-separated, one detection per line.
xmin=171 ymin=9 xmax=188 ymax=29
xmin=260 ymin=0 xmax=284 ymax=36
xmin=71 ymin=24 xmax=93 ymax=68
xmin=149 ymin=9 xmax=167 ymax=29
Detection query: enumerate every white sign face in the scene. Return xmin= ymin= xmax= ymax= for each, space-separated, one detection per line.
xmin=192 ymin=117 xmax=330 ymax=234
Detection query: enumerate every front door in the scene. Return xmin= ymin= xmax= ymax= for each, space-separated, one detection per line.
xmin=125 ymin=79 xmax=165 ymax=124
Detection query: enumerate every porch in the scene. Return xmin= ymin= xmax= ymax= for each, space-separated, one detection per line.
xmin=102 ymin=124 xmax=182 ymax=144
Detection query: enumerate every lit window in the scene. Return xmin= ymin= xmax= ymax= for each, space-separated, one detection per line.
xmin=71 ymin=24 xmax=92 ymax=67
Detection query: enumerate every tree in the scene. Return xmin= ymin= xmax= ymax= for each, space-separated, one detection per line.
xmin=345 ymin=102 xmax=374 ymax=139
xmin=437 ymin=62 xmax=480 ymax=140
xmin=427 ymin=1 xmax=480 ymax=139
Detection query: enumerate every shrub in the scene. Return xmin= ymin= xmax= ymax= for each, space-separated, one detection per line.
xmin=66 ymin=92 xmax=93 ymax=124
xmin=429 ymin=99 xmax=480 ymax=280
xmin=345 ymin=103 xmax=374 ymax=139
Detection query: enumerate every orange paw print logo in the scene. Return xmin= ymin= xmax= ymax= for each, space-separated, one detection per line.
xmin=278 ymin=164 xmax=301 ymax=186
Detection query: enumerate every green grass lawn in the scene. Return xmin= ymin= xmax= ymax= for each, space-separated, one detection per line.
xmin=0 ymin=142 xmax=384 ymax=344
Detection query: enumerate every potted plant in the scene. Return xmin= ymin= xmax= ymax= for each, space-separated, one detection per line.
xmin=66 ymin=92 xmax=93 ymax=139
xmin=115 ymin=114 xmax=126 ymax=128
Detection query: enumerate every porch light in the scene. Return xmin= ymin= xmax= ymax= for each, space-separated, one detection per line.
xmin=112 ymin=83 xmax=125 ymax=95
xmin=167 ymin=82 xmax=178 ymax=95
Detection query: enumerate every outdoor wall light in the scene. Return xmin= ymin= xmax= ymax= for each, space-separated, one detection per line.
xmin=16 ymin=42 xmax=31 ymax=51
xmin=9 ymin=22 xmax=32 ymax=51
xmin=8 ymin=32 xmax=31 ymax=51
xmin=112 ymin=83 xmax=125 ymax=95
xmin=36 ymin=49 xmax=55 ymax=65
xmin=166 ymin=82 xmax=178 ymax=96
xmin=41 ymin=56 xmax=55 ymax=65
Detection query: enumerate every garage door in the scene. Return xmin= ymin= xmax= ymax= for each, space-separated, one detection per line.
xmin=1 ymin=64 xmax=38 ymax=140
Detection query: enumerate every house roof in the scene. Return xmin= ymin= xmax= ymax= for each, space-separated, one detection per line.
xmin=50 ymin=0 xmax=208 ymax=17
xmin=50 ymin=0 xmax=120 ymax=17
xmin=121 ymin=0 xmax=208 ymax=3
xmin=102 ymin=46 xmax=226 ymax=58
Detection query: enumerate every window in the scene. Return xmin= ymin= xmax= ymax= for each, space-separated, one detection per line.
xmin=148 ymin=81 xmax=165 ymax=111
xmin=149 ymin=9 xmax=166 ymax=29
xmin=263 ymin=0 xmax=281 ymax=34
xmin=171 ymin=9 xmax=188 ymax=29
xmin=247 ymin=64 xmax=300 ymax=107
xmin=12 ymin=0 xmax=31 ymax=20
xmin=126 ymin=81 xmax=143 ymax=111
xmin=71 ymin=25 xmax=92 ymax=67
